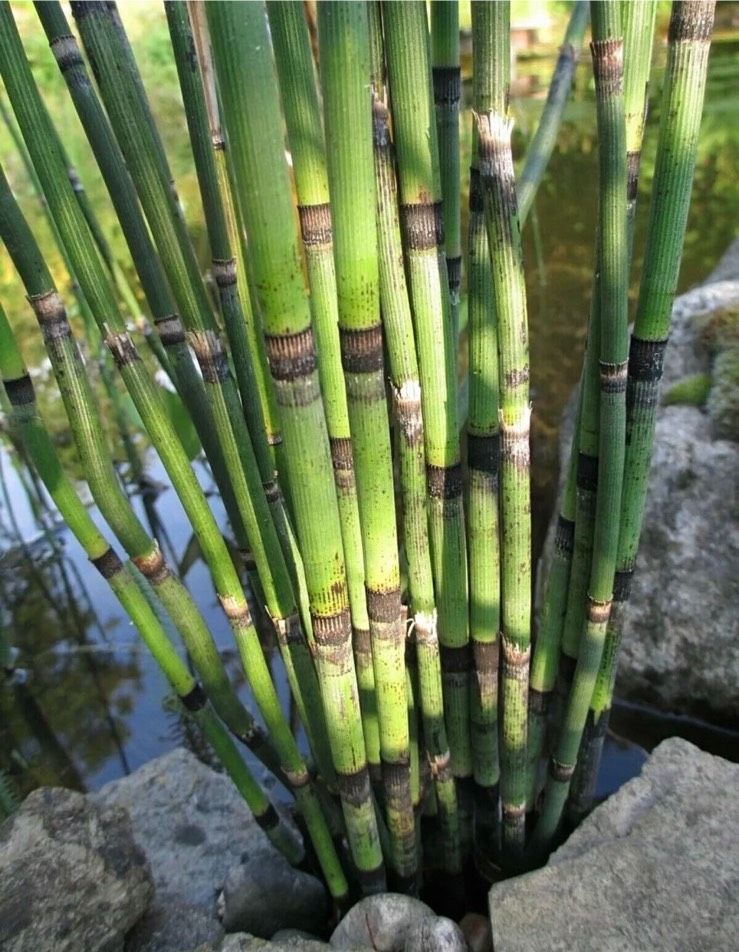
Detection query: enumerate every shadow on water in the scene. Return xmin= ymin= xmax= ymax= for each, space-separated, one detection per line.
xmin=1 ymin=17 xmax=737 ymax=807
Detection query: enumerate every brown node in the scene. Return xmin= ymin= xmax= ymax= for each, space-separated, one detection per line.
xmin=668 ymin=2 xmax=715 ymax=44
xmin=399 ymin=201 xmax=444 ymax=251
xmin=28 ymin=289 xmax=66 ymax=327
xmin=91 ymin=546 xmax=123 ymax=580
xmin=339 ymin=324 xmax=383 ymax=375
xmin=427 ymin=462 xmax=463 ymax=499
xmin=265 ymin=327 xmax=317 ymax=381
xmin=599 ymin=360 xmax=628 ymax=394
xmin=211 ymin=257 xmax=237 ymax=289
xmin=366 ymin=587 xmax=401 ymax=625
xmin=284 ymin=767 xmax=310 ymax=789
xmin=217 ymin=593 xmax=252 ymax=628
xmin=586 ymin=597 xmax=612 ymax=625
xmin=432 ymin=65 xmax=461 ymax=105
xmin=105 ymin=331 xmax=140 ymax=369
xmin=336 ymin=765 xmax=371 ymax=808
xmin=298 ymin=203 xmax=332 ymax=247
xmin=353 ymin=627 xmax=372 ymax=656
xmin=180 ymin=683 xmax=206 ymax=712
xmin=590 ymin=38 xmax=624 ymax=97
xmin=189 ymin=330 xmax=229 ymax=384
xmin=549 ymin=758 xmax=575 ymax=783
xmin=154 ymin=313 xmax=186 ymax=346
xmin=313 ymin=610 xmax=351 ymax=648
xmin=627 ymin=151 xmax=641 ymax=203
xmin=440 ymin=643 xmax=472 ymax=674
xmin=472 ymin=640 xmax=499 ymax=678
xmin=133 ymin=545 xmax=170 ymax=585
xmin=468 ymin=166 xmax=485 ymax=214
xmin=263 ymin=480 xmax=281 ymax=505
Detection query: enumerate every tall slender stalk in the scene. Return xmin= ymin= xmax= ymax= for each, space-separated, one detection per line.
xmin=165 ymin=0 xmax=334 ymax=787
xmin=0 ymin=302 xmax=302 ymax=866
xmin=206 ymin=0 xmax=384 ymax=895
xmin=431 ymin=0 xmax=462 ymax=339
xmin=570 ymin=0 xmax=715 ymax=819
xmin=369 ymin=3 xmax=461 ymax=876
xmin=517 ymin=1 xmax=589 ymax=224
xmin=532 ymin=0 xmax=629 ymax=853
xmin=0 ymin=163 xmax=282 ymax=778
xmin=476 ymin=1 xmax=533 ymax=861
xmin=266 ymin=0 xmax=380 ymax=782
xmin=384 ymin=0 xmax=472 ymax=788
xmin=0 ymin=6 xmax=345 ymax=897
xmin=317 ymin=2 xmax=415 ymax=890
xmin=466 ymin=0 xmax=505 ymax=843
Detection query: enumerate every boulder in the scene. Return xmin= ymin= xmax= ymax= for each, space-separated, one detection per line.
xmin=217 ymin=934 xmax=331 ymax=951
xmin=125 ymin=901 xmax=224 ymax=952
xmin=490 ymin=738 xmax=739 ymax=951
xmin=219 ymin=850 xmax=327 ymax=938
xmin=0 ymin=786 xmax=152 ymax=952
xmin=95 ymin=748 xmax=301 ymax=944
xmin=329 ymin=893 xmax=461 ymax=952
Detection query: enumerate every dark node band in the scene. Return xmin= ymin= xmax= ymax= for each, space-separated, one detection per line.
xmin=669 ymin=2 xmax=715 ymax=43
xmin=627 ymin=151 xmax=641 ymax=203
xmin=427 ymin=462 xmax=463 ymax=499
xmin=198 ymin=349 xmax=229 ymax=385
xmin=440 ymin=643 xmax=471 ymax=674
xmin=629 ymin=335 xmax=667 ymax=383
xmin=4 ymin=374 xmax=35 ymax=406
xmin=330 ymin=437 xmax=354 ymax=472
xmin=613 ymin=568 xmax=633 ymax=602
xmin=577 ymin=452 xmax=599 ymax=493
xmin=529 ymin=688 xmax=549 ymax=715
xmin=254 ymin=803 xmax=279 ymax=831
xmin=180 ymin=683 xmax=207 ymax=712
xmin=590 ymin=38 xmax=624 ymax=97
xmin=554 ymin=515 xmax=575 ymax=554
xmin=506 ymin=364 xmax=530 ymax=389
xmin=399 ymin=201 xmax=444 ymax=251
xmin=336 ymin=765 xmax=371 ymax=808
xmin=154 ymin=314 xmax=186 ymax=346
xmin=549 ymin=758 xmax=575 ymax=783
xmin=382 ymin=759 xmax=411 ymax=795
xmin=263 ymin=480 xmax=281 ymax=505
xmin=366 ymin=587 xmax=401 ymax=625
xmin=353 ymin=627 xmax=372 ymax=655
xmin=29 ymin=290 xmax=66 ymax=327
xmin=372 ymin=97 xmax=392 ymax=151
xmin=432 ymin=65 xmax=461 ymax=105
xmin=468 ymin=167 xmax=484 ymax=214
xmin=211 ymin=258 xmax=237 ymax=289
xmin=600 ymin=360 xmax=628 ymax=394
xmin=265 ymin=327 xmax=317 ymax=381
xmin=105 ymin=332 xmax=140 ymax=368
xmin=313 ymin=609 xmax=351 ymax=648
xmin=339 ymin=324 xmax=384 ymax=375
xmin=446 ymin=255 xmax=462 ymax=291
xmin=91 ymin=547 xmax=123 ymax=579
xmin=467 ymin=431 xmax=499 ymax=475
xmin=50 ymin=34 xmax=85 ymax=73
xmin=298 ymin=203 xmax=333 ymax=247
xmin=472 ymin=640 xmax=499 ymax=677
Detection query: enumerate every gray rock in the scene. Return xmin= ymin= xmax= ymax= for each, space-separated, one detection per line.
xmin=219 ymin=849 xmax=327 ymax=938
xmin=125 ymin=901 xmax=224 ymax=952
xmin=218 ymin=934 xmax=331 ymax=951
xmin=0 ymin=786 xmax=152 ymax=952
xmin=490 ymin=738 xmax=739 ymax=951
xmin=403 ymin=915 xmax=466 ymax=952
xmin=330 ymin=893 xmax=435 ymax=951
xmin=96 ymin=748 xmax=300 ymax=945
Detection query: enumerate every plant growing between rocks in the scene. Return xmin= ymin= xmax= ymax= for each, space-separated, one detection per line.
xmin=0 ymin=0 xmax=715 ymax=910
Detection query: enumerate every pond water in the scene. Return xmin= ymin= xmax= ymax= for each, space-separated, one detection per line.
xmin=1 ymin=9 xmax=737 ymax=809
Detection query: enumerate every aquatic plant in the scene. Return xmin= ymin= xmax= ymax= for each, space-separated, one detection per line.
xmin=0 ymin=0 xmax=715 ymax=900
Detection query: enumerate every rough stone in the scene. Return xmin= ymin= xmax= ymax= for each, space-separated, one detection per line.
xmin=459 ymin=911 xmax=494 ymax=952
xmin=403 ymin=915 xmax=467 ymax=952
xmin=125 ymin=901 xmax=224 ymax=952
xmin=330 ymin=893 xmax=436 ymax=951
xmin=219 ymin=849 xmax=327 ymax=938
xmin=490 ymin=738 xmax=739 ymax=951
xmin=95 ymin=748 xmax=300 ymax=943
xmin=0 ymin=786 xmax=152 ymax=952
xmin=218 ymin=934 xmax=331 ymax=951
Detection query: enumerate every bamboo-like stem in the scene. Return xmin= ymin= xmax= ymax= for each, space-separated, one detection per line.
xmin=0 ymin=303 xmax=302 ymax=866
xmin=0 ymin=7 xmax=345 ymax=897
xmin=317 ymin=2 xmax=415 ymax=890
xmin=0 ymin=164 xmax=283 ymax=779
xmin=166 ymin=0 xmax=334 ymax=787
xmin=570 ymin=0 xmax=715 ymax=819
xmin=532 ymin=0 xmax=629 ymax=853
xmin=467 ymin=1 xmax=505 ymax=834
xmin=266 ymin=0 xmax=380 ymax=782
xmin=33 ymin=0 xmax=246 ymax=545
xmin=517 ymin=1 xmax=589 ymax=224
xmin=431 ymin=0 xmax=462 ymax=338
xmin=476 ymin=0 xmax=532 ymax=861
xmin=370 ymin=3 xmax=461 ymax=876
xmin=206 ymin=0 xmax=384 ymax=895
xmin=383 ymin=0 xmax=472 ymax=786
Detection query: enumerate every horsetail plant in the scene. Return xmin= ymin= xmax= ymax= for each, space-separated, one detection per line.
xmin=2 ymin=0 xmax=717 ymax=903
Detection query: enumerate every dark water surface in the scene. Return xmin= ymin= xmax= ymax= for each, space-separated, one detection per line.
xmin=1 ymin=18 xmax=737 ymax=805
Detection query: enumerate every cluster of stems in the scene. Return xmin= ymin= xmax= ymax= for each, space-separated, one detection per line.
xmin=0 ymin=0 xmax=714 ymax=897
